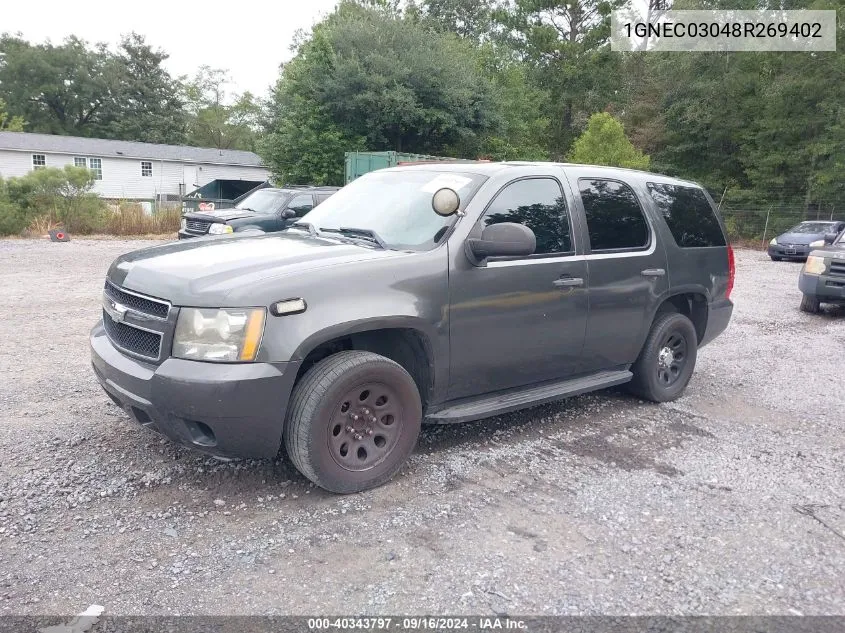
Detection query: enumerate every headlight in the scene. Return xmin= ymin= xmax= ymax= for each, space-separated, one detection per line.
xmin=180 ymin=218 xmax=187 ymax=230
xmin=809 ymin=239 xmax=824 ymax=248
xmin=208 ymin=223 xmax=234 ymax=235
xmin=803 ymin=256 xmax=827 ymax=275
xmin=173 ymin=308 xmax=266 ymax=362
xmin=770 ymin=238 xmax=777 ymax=246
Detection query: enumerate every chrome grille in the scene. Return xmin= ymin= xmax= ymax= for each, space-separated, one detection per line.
xmin=829 ymin=260 xmax=845 ymax=277
xmin=185 ymin=219 xmax=211 ymax=234
xmin=104 ymin=280 xmax=169 ymax=319
xmin=102 ymin=309 xmax=162 ymax=359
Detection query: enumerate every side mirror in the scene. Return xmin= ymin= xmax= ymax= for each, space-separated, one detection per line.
xmin=281 ymin=209 xmax=296 ymax=219
xmin=467 ymin=222 xmax=536 ymax=260
xmin=824 ymin=233 xmax=837 ymax=245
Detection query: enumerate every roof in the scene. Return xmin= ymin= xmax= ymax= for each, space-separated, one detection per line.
xmin=387 ymin=160 xmax=698 ymax=186
xmin=0 ymin=131 xmax=264 ymax=167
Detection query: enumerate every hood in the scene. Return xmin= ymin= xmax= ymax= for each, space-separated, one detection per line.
xmin=776 ymin=231 xmax=829 ymax=245
xmin=811 ymin=242 xmax=845 ymax=258
xmin=184 ymin=209 xmax=256 ymax=223
xmin=107 ymin=232 xmax=405 ymax=306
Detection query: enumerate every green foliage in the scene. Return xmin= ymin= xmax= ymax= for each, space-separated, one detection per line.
xmin=184 ymin=67 xmax=262 ymax=150
xmin=0 ymin=166 xmax=106 ymax=235
xmin=0 ymin=98 xmax=25 ymax=131
xmin=0 ymin=33 xmax=186 ymax=143
xmin=568 ymin=112 xmax=650 ymax=170
xmin=261 ymin=1 xmax=499 ymax=184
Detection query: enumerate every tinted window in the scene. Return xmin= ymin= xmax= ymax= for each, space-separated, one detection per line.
xmin=579 ymin=179 xmax=649 ymax=251
xmin=646 ymin=183 xmax=726 ymax=247
xmin=235 ymin=190 xmax=289 ymax=214
xmin=288 ymin=195 xmax=314 ymax=217
xmin=482 ymin=178 xmax=571 ymax=255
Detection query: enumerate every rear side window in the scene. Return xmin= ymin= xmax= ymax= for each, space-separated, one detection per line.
xmin=482 ymin=178 xmax=572 ymax=255
xmin=647 ymin=183 xmax=726 ymax=247
xmin=579 ymin=179 xmax=649 ymax=252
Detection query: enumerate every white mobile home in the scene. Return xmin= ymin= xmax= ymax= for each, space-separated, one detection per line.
xmin=0 ymin=131 xmax=270 ymax=203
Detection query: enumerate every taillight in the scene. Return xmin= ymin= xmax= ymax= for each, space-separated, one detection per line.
xmin=726 ymin=244 xmax=736 ymax=300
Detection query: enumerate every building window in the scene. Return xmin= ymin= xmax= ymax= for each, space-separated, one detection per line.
xmin=141 ymin=161 xmax=153 ymax=177
xmin=74 ymin=157 xmax=87 ymax=169
xmin=32 ymin=154 xmax=46 ymax=170
xmin=89 ymin=158 xmax=103 ymax=180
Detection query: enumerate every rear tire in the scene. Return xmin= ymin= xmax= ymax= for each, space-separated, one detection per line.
xmin=627 ymin=313 xmax=698 ymax=403
xmin=284 ymin=351 xmax=422 ymax=494
xmin=800 ymin=293 xmax=821 ymax=314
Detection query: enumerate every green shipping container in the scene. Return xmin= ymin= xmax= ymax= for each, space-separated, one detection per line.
xmin=344 ymin=151 xmax=459 ymax=184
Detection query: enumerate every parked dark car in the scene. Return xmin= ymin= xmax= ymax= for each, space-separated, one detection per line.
xmin=798 ymin=228 xmax=845 ymax=313
xmin=178 ymin=186 xmax=340 ymax=239
xmin=768 ymin=220 xmax=845 ymax=261
xmin=92 ymin=162 xmax=734 ymax=493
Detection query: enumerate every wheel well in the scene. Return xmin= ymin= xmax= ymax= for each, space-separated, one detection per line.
xmin=655 ymin=293 xmax=708 ymax=343
xmin=295 ymin=329 xmax=434 ymax=408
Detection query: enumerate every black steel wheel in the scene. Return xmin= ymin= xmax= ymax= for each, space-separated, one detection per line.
xmin=627 ymin=312 xmax=698 ymax=403
xmin=284 ymin=351 xmax=422 ymax=494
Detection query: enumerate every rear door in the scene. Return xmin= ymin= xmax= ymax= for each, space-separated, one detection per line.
xmin=567 ymin=173 xmax=669 ymax=371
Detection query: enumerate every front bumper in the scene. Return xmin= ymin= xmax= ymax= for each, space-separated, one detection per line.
xmin=90 ymin=321 xmax=299 ymax=458
xmin=799 ymin=272 xmax=845 ymax=304
xmin=700 ymin=298 xmax=733 ymax=347
xmin=768 ymin=244 xmax=811 ymax=259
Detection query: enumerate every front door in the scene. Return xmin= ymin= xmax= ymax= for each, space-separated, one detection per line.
xmin=182 ymin=165 xmax=199 ymax=195
xmin=448 ymin=177 xmax=589 ymax=399
xmin=569 ymin=175 xmax=669 ymax=371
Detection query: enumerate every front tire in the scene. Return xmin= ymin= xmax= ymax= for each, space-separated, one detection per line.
xmin=284 ymin=351 xmax=422 ymax=494
xmin=800 ymin=293 xmax=821 ymax=314
xmin=628 ymin=313 xmax=698 ymax=403
xmin=770 ymin=256 xmax=782 ymax=262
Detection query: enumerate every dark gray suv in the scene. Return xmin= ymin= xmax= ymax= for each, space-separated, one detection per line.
xmin=91 ymin=162 xmax=734 ymax=493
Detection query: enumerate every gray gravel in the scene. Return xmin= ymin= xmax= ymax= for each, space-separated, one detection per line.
xmin=0 ymin=238 xmax=842 ymax=616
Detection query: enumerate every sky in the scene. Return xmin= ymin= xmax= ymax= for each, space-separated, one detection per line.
xmin=2 ymin=0 xmax=341 ymax=98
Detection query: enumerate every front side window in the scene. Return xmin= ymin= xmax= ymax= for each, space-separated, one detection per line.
xmin=647 ymin=182 xmax=726 ymax=247
xmin=32 ymin=154 xmax=46 ymax=170
xmin=141 ymin=161 xmax=153 ymax=177
xmin=579 ymin=179 xmax=650 ymax=252
xmin=89 ymin=158 xmax=103 ymax=180
xmin=74 ymin=157 xmax=87 ymax=168
xmin=287 ymin=195 xmax=314 ymax=217
xmin=301 ymin=170 xmax=487 ymax=251
xmin=481 ymin=178 xmax=572 ymax=255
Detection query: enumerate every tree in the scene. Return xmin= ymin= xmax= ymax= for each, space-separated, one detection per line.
xmin=412 ymin=0 xmax=495 ymax=38
xmin=0 ymin=98 xmax=25 ymax=131
xmin=262 ymin=1 xmax=499 ymax=184
xmin=0 ymin=33 xmax=185 ymax=143
xmin=568 ymin=112 xmax=650 ymax=169
xmin=495 ymin=0 xmax=626 ymax=157
xmin=184 ymin=67 xmax=261 ymax=150
xmin=103 ymin=34 xmax=187 ymax=144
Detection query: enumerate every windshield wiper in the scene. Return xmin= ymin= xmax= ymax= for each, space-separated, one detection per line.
xmin=290 ymin=222 xmax=318 ymax=236
xmin=237 ymin=207 xmax=259 ymax=213
xmin=320 ymin=227 xmax=388 ymax=249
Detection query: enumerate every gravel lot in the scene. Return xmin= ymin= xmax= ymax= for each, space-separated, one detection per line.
xmin=0 ymin=238 xmax=843 ymax=617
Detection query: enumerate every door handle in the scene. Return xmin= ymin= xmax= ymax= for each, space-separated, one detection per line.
xmin=641 ymin=268 xmax=666 ymax=278
xmin=553 ymin=276 xmax=584 ymax=288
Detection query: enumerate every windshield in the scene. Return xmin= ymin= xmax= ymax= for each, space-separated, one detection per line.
xmin=235 ymin=190 xmax=290 ymax=214
xmin=787 ymin=222 xmax=835 ymax=234
xmin=300 ymin=170 xmax=487 ymax=250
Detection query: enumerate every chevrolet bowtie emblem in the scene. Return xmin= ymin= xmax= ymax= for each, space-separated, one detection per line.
xmin=103 ymin=295 xmax=129 ymax=323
